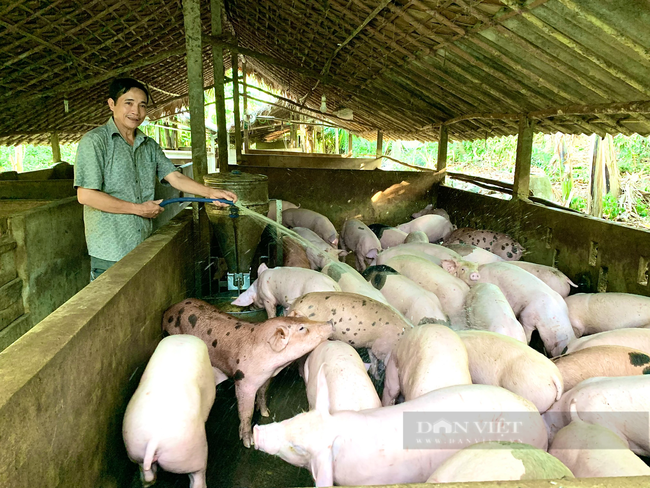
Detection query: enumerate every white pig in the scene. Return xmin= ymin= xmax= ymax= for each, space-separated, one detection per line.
xmin=282 ymin=208 xmax=339 ymax=247
xmin=472 ymin=262 xmax=576 ymax=356
xmin=461 ymin=283 xmax=527 ymax=343
xmin=232 ymin=263 xmax=341 ymax=317
xmin=443 ymin=243 xmax=503 ymax=264
xmin=362 ymin=264 xmax=449 ymax=326
xmin=382 ymin=324 xmax=471 ymax=405
xmin=549 ymin=402 xmax=650 ymax=478
xmin=565 ymin=328 xmax=650 ymax=356
xmin=543 ymin=376 xmax=650 ymax=455
xmin=320 ymin=261 xmax=390 ymax=305
xmin=510 ymin=261 xmax=577 ymax=298
xmin=340 ymin=218 xmax=382 ymax=272
xmin=427 ymin=441 xmax=573 ymax=483
xmin=405 ymin=230 xmax=429 ymax=243
xmin=303 ymin=341 xmax=381 ymax=412
xmin=267 ymin=200 xmax=299 ymax=221
xmin=397 ymin=214 xmax=454 ymax=242
xmin=368 ymin=223 xmax=408 ymax=248
xmin=458 ymin=330 xmax=563 ymax=413
xmin=411 ymin=204 xmax=451 ymax=221
xmin=292 ymin=227 xmax=346 ymax=269
xmin=122 ymin=335 xmax=216 ymax=488
xmin=254 ymin=382 xmax=547 ymax=487
xmin=565 ymin=292 xmax=650 ymax=337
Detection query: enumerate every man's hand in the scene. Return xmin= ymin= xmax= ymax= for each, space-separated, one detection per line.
xmin=205 ymin=188 xmax=238 ymax=207
xmin=135 ymin=199 xmax=165 ymax=218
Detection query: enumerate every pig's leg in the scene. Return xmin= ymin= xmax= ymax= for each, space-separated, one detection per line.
xmin=263 ymin=300 xmax=277 ymax=318
xmin=256 ymin=378 xmax=272 ymax=417
xmin=236 ymin=378 xmax=267 ymax=448
xmin=381 ymin=354 xmax=400 ymax=406
xmin=356 ymin=253 xmax=367 ymax=272
xmin=189 ymin=469 xmax=207 ymax=488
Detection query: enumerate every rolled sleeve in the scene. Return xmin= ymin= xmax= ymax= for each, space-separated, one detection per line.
xmin=74 ymin=133 xmax=106 ymax=190
xmin=153 ymin=143 xmax=178 ymax=184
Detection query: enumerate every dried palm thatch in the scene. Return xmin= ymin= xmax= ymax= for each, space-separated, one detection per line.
xmin=2 ymin=0 xmax=650 ymax=146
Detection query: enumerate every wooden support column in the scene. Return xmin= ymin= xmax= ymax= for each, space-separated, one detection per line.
xmin=512 ymin=116 xmax=535 ymax=201
xmin=232 ymin=52 xmax=242 ymax=163
xmin=376 ymin=130 xmax=383 ymax=158
xmin=290 ymin=122 xmax=297 ymax=149
xmin=334 ymin=128 xmax=339 ymax=154
xmin=348 ymin=131 xmax=353 ymax=155
xmin=211 ymin=0 xmax=228 ymax=172
xmin=242 ymin=60 xmax=249 ymax=153
xmin=183 ymin=0 xmax=208 ymax=183
xmin=588 ymin=135 xmax=604 ymax=217
xmin=437 ymin=125 xmax=448 ymax=184
xmin=50 ymin=132 xmax=61 ymax=163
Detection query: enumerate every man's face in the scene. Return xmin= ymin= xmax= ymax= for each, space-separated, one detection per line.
xmin=107 ymin=87 xmax=148 ymax=134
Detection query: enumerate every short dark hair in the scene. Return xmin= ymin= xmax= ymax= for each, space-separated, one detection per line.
xmin=108 ymin=78 xmax=150 ymax=104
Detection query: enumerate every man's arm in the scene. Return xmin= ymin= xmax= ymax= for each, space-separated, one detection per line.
xmin=77 ymin=187 xmax=164 ymax=218
xmin=163 ymin=171 xmax=238 ymax=206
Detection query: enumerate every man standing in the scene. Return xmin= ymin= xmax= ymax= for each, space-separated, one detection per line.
xmin=75 ymin=78 xmax=237 ymax=280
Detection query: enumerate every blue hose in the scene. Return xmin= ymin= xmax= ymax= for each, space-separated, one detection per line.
xmin=159 ymin=197 xmax=235 ymax=207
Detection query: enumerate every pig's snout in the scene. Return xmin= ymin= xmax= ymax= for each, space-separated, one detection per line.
xmin=470 ymin=272 xmax=480 ymax=281
xmin=253 ymin=423 xmax=281 ymax=455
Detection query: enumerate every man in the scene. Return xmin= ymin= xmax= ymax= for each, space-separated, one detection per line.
xmin=75 ymin=78 xmax=237 ymax=280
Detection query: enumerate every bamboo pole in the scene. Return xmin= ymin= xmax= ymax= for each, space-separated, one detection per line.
xmin=183 ymin=0 xmax=208 ymax=183
xmin=211 ymin=0 xmax=228 ymax=172
xmin=588 ymin=135 xmax=604 ymax=218
xmin=348 ymin=131 xmax=353 ymax=156
xmin=437 ymin=125 xmax=448 ymax=184
xmin=376 ymin=130 xmax=383 ymax=159
xmin=232 ymin=52 xmax=242 ymax=163
xmin=50 ymin=132 xmax=60 ymax=163
xmin=243 ymin=59 xmax=249 ymax=153
xmin=513 ymin=116 xmax=535 ymax=201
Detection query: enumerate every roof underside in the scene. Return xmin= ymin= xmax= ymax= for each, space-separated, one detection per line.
xmin=2 ymin=0 xmax=650 ymax=146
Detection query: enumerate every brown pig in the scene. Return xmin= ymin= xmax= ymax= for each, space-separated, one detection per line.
xmin=552 ymin=345 xmax=650 ymax=390
xmin=162 ymin=298 xmax=332 ymax=448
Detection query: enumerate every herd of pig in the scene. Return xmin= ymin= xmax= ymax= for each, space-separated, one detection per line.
xmin=122 ymin=201 xmax=650 ymax=488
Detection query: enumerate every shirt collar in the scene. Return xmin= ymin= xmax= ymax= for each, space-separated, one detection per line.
xmin=106 ymin=117 xmax=148 ymax=148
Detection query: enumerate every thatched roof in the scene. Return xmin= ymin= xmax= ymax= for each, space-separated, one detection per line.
xmin=2 ymin=0 xmax=650 ymax=146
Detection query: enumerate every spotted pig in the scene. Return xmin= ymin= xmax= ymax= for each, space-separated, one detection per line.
xmin=444 ymin=228 xmax=525 ymax=261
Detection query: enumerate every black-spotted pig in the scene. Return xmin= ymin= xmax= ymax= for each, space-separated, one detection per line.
xmin=444 ymin=228 xmax=525 ymax=261
xmin=162 ymin=298 xmax=332 ymax=448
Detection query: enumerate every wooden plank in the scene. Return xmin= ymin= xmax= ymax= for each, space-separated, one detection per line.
xmin=513 ymin=116 xmax=535 ymax=201
xmin=242 ymin=59 xmax=249 ymax=153
xmin=211 ymin=0 xmax=228 ymax=172
xmin=232 ymin=53 xmax=242 ymax=163
xmin=437 ymin=124 xmax=448 ymax=184
xmin=50 ymin=132 xmax=60 ymax=163
xmin=376 ymin=130 xmax=383 ymax=158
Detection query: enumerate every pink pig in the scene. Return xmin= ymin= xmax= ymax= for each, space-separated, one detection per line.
xmin=232 ymin=263 xmax=341 ymax=317
xmin=282 ymin=208 xmax=338 ymax=247
xmin=340 ymin=218 xmax=382 ymax=272
xmin=397 ymin=214 xmax=454 ymax=242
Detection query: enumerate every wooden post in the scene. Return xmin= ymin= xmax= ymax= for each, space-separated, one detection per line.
xmin=437 ymin=125 xmax=448 ymax=183
xmin=242 ymin=59 xmax=249 ymax=153
xmin=232 ymin=52 xmax=242 ymax=163
xmin=51 ymin=132 xmax=61 ymax=163
xmin=211 ymin=0 xmax=228 ymax=172
xmin=290 ymin=122 xmax=297 ymax=149
xmin=183 ymin=0 xmax=208 ymax=183
xmin=348 ymin=131 xmax=353 ymax=155
xmin=334 ymin=128 xmax=339 ymax=154
xmin=376 ymin=130 xmax=383 ymax=158
xmin=588 ymin=134 xmax=604 ymax=217
xmin=512 ymin=116 xmax=535 ymax=201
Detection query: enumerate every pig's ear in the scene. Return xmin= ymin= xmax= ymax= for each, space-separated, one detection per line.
xmin=440 ymin=259 xmax=457 ymax=274
xmin=232 ymin=282 xmax=257 ymax=306
xmin=258 ymin=263 xmax=269 ymax=274
xmin=310 ymin=447 xmax=334 ymax=487
xmin=314 ymin=364 xmax=331 ymax=415
xmin=366 ymin=248 xmax=378 ymax=260
xmin=269 ymin=325 xmax=291 ymax=352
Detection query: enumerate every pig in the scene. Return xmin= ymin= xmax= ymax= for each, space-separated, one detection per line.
xmin=461 ymin=282 xmax=527 ymax=343
xmin=405 ymin=230 xmax=429 ymax=243
xmin=444 ymin=228 xmax=525 ymax=261
xmin=373 ymin=243 xmax=481 ymax=283
xmin=427 ymin=441 xmax=573 ymax=483
xmin=362 ymin=265 xmax=449 ymax=326
xmin=383 ymin=254 xmax=469 ymax=327
xmin=232 ymin=263 xmax=341 ymax=317
xmin=472 ymin=262 xmax=576 ymax=356
xmin=397 ymin=214 xmax=454 ymax=242
xmin=543 ymin=376 xmax=650 ymax=454
xmin=320 ymin=261 xmax=391 ymax=306
xmin=565 ymin=292 xmax=650 ymax=338
xmin=162 ymin=298 xmax=332 ymax=447
xmin=282 ymin=208 xmax=338 ymax=247
xmin=411 ymin=204 xmax=451 ymax=221
xmin=292 ymin=227 xmax=346 ymax=269
xmin=287 ymin=291 xmax=412 ymax=375
xmin=267 ymin=200 xmax=299 ymax=221
xmin=552 ymin=345 xmax=650 ymax=390
xmin=382 ymin=324 xmax=471 ymax=405
xmin=565 ymin=328 xmax=650 ymax=356
xmin=122 ymin=335 xmax=215 ymax=488
xmin=510 ymin=261 xmax=577 ymax=298
xmin=340 ymin=218 xmax=382 ymax=272
xmin=368 ymin=223 xmax=408 ymax=248
xmin=303 ymin=341 xmax=381 ymax=412
xmin=458 ymin=330 xmax=563 ymax=413
xmin=282 ymin=235 xmax=310 ymax=268
xmin=253 ymin=382 xmax=548 ymax=487
xmin=444 ymin=243 xmax=503 ymax=264
xmin=549 ymin=403 xmax=650 ymax=478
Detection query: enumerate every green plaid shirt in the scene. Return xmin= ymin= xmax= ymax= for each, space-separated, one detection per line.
xmin=74 ymin=117 xmax=177 ymax=261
